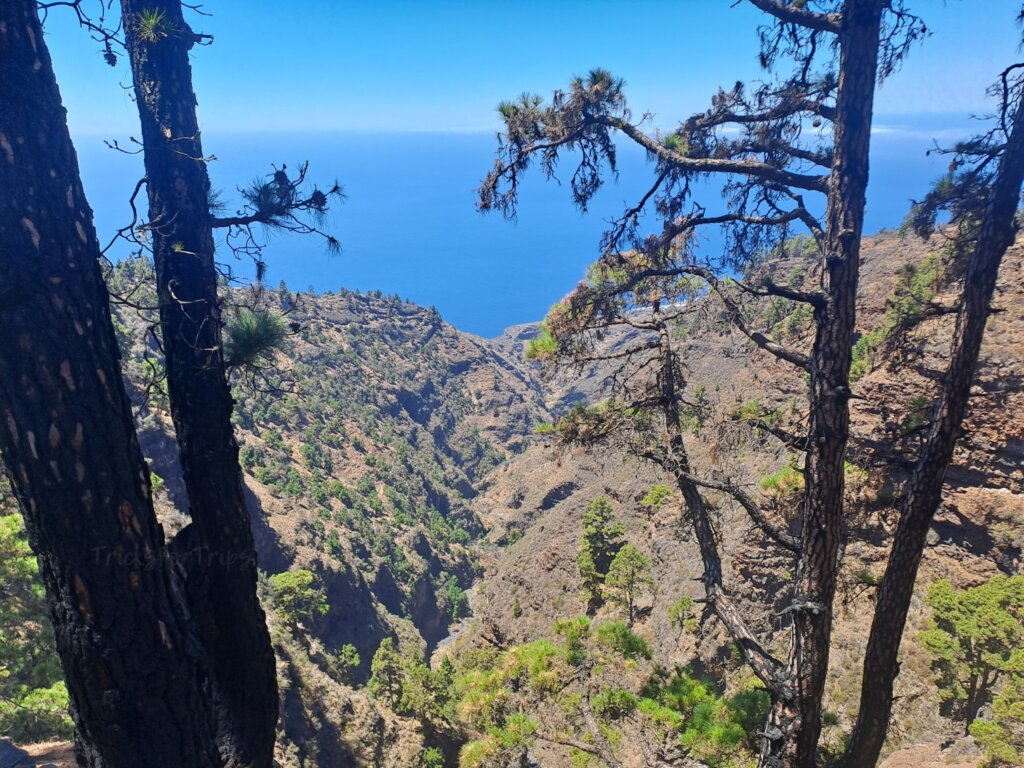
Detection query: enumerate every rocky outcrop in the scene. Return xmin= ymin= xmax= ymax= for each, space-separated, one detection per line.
xmin=466 ymin=231 xmax=1023 ymax=765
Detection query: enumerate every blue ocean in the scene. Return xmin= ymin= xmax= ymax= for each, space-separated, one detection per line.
xmin=75 ymin=117 xmax=975 ymax=337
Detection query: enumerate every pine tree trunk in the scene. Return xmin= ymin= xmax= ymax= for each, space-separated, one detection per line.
xmin=841 ymin=82 xmax=1024 ymax=768
xmin=0 ymin=3 xmax=221 ymax=765
xmin=762 ymin=3 xmax=884 ymax=765
xmin=654 ymin=321 xmax=789 ymax=714
xmin=120 ymin=1 xmax=278 ymax=764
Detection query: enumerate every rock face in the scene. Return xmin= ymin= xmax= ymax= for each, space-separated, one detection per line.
xmin=463 ymin=231 xmax=1024 ymax=765
xmin=5 ymin=232 xmax=1020 ymax=766
xmin=104 ymin=277 xmax=552 ymax=765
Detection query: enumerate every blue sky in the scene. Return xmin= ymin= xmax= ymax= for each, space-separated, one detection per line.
xmin=45 ymin=1 xmax=1024 ymax=137
xmin=37 ymin=1 xmax=1024 ymax=335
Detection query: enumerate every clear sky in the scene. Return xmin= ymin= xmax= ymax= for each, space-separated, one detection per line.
xmin=44 ymin=1 xmax=1024 ymax=137
xmin=35 ymin=1 xmax=1024 ymax=336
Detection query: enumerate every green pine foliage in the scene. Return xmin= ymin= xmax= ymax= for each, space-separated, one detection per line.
xmin=920 ymin=575 xmax=1024 ymax=749
xmin=970 ymin=649 xmax=1024 ymax=766
xmin=267 ymin=569 xmax=329 ymax=628
xmin=576 ymin=496 xmax=625 ymax=609
xmin=224 ymin=308 xmax=289 ymax=370
xmin=668 ymin=596 xmax=699 ymax=635
xmin=368 ymin=637 xmax=405 ymax=708
xmin=440 ymin=575 xmax=471 ymax=622
xmin=639 ymin=669 xmax=769 ymax=766
xmin=333 ymin=643 xmax=361 ymax=685
xmin=134 ymin=7 xmax=174 ymax=42
xmin=605 ymin=545 xmax=654 ymax=626
xmin=594 ymin=620 xmax=652 ymax=660
xmin=368 ymin=638 xmax=455 ymax=721
xmin=451 ymin=617 xmax=764 ymax=768
xmin=640 ymin=484 xmax=673 ymax=513
xmin=0 ymin=493 xmax=72 ymax=742
xmin=524 ymin=324 xmax=559 ymax=362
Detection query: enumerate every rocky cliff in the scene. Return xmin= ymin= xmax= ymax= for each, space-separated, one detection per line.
xmin=464 ymin=230 xmax=1023 ymax=766
xmin=2 ymin=230 xmax=1020 ymax=767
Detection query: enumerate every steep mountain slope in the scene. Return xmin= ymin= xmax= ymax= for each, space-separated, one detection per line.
xmin=1 ymin=231 xmax=1020 ymax=767
xmin=465 ymin=230 xmax=1023 ymax=765
xmin=104 ymin=269 xmax=550 ymax=765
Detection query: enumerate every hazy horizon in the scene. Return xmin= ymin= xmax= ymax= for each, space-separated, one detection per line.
xmin=42 ymin=1 xmax=1024 ymax=335
xmin=77 ymin=114 xmax=978 ymax=336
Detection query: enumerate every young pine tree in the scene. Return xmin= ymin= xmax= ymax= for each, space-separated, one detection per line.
xmin=605 ymin=545 xmax=654 ymax=627
xmin=576 ymin=495 xmax=625 ymax=610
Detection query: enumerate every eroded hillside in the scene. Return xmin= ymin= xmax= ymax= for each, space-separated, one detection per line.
xmin=463 ymin=231 xmax=1023 ymax=766
xmin=1 ymin=231 xmax=1020 ymax=767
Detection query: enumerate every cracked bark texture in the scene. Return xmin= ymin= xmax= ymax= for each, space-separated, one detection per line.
xmin=119 ymin=1 xmax=279 ymax=764
xmin=0 ymin=2 xmax=222 ymax=765
xmin=761 ymin=2 xmax=885 ymax=765
xmin=841 ymin=77 xmax=1024 ymax=768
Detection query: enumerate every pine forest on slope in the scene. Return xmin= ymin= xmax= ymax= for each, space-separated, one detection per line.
xmin=1 ymin=2 xmax=1024 ymax=768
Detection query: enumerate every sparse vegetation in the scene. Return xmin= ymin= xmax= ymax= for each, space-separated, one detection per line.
xmin=850 ymin=250 xmax=947 ymax=383
xmin=640 ymin=483 xmax=673 ymax=513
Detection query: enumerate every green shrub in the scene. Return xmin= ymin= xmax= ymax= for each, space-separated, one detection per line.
xmin=594 ymin=620 xmax=652 ymax=660
xmin=759 ymin=462 xmax=805 ymax=498
xmin=921 ymin=576 xmax=1024 ymax=734
xmin=420 ymin=747 xmax=445 ymax=768
xmin=640 ymin=484 xmax=673 ymax=513
xmin=592 ymin=688 xmax=639 ymax=719
xmin=267 ymin=569 xmax=329 ymax=627
xmin=731 ymin=398 xmax=781 ymax=426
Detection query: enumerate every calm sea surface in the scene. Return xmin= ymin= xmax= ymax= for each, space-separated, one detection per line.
xmin=76 ymin=118 xmax=976 ymax=337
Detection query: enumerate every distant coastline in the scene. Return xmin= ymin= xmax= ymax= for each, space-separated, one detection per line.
xmin=77 ymin=118 xmax=976 ymax=337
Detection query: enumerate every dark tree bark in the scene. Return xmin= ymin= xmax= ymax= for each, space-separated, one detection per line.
xmin=761 ymin=2 xmax=885 ymax=765
xmin=0 ymin=2 xmax=223 ymax=765
xmin=841 ymin=81 xmax=1024 ymax=768
xmin=478 ymin=2 xmax=899 ymax=763
xmin=653 ymin=320 xmax=787 ymax=693
xmin=119 ymin=1 xmax=279 ymax=764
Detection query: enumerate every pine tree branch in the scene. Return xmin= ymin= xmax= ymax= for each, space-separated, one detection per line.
xmin=684 ymin=97 xmax=837 ymax=132
xmin=593 ymin=115 xmax=829 ymax=193
xmin=732 ymin=139 xmax=833 ymax=169
xmin=687 ymin=471 xmax=801 ymax=552
xmin=734 ymin=278 xmax=826 ymax=307
xmin=694 ymin=272 xmax=812 ymax=370
xmin=746 ymin=0 xmax=842 ymax=34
